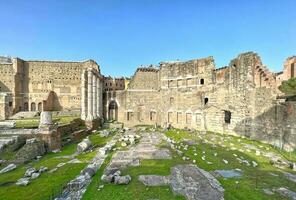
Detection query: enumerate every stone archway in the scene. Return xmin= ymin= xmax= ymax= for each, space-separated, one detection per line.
xmin=31 ymin=102 xmax=36 ymax=111
xmin=108 ymin=100 xmax=118 ymax=121
xmin=38 ymin=102 xmax=42 ymax=111
xmin=24 ymin=102 xmax=28 ymax=111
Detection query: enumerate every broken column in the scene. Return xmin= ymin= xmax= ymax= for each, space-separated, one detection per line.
xmin=38 ymin=111 xmax=61 ymax=151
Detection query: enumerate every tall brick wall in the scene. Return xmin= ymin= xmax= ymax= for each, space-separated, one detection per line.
xmin=0 ymin=63 xmax=14 ymax=93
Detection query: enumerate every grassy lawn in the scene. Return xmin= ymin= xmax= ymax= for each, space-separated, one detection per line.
xmin=1 ymin=128 xmax=296 ymax=200
xmin=165 ymin=129 xmax=296 ymax=200
xmin=0 ymin=143 xmax=85 ymax=200
xmin=0 ymin=130 xmax=114 ymax=200
xmin=84 ymin=129 xmax=296 ymax=200
xmin=83 ymin=153 xmax=186 ymax=200
xmin=14 ymin=115 xmax=80 ymax=129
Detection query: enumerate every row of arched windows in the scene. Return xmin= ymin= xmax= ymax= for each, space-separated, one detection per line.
xmin=23 ymin=102 xmax=42 ymax=111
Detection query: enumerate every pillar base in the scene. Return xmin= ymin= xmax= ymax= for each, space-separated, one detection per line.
xmin=85 ymin=118 xmax=100 ymax=130
xmin=38 ymin=126 xmax=61 ymax=151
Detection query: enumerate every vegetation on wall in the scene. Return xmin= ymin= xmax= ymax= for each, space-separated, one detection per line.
xmin=278 ymin=77 xmax=296 ymax=95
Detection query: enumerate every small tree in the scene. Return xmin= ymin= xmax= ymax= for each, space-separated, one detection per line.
xmin=278 ymin=78 xmax=296 ymax=95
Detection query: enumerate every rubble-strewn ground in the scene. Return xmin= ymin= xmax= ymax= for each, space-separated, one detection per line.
xmin=0 ymin=129 xmax=114 ymax=200
xmin=1 ymin=127 xmax=296 ymax=200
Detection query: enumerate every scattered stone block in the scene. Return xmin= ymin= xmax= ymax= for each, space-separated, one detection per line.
xmin=57 ymin=163 xmax=66 ymax=168
xmin=77 ymin=138 xmax=92 ymax=153
xmin=15 ymin=138 xmax=45 ymax=163
xmin=283 ymin=172 xmax=296 ymax=183
xmin=0 ymin=163 xmax=17 ymax=174
xmin=31 ymin=172 xmax=40 ymax=179
xmin=24 ymin=167 xmax=37 ymax=177
xmin=99 ymin=130 xmax=110 ymax=137
xmin=274 ymin=187 xmax=296 ymax=200
xmin=222 ymin=159 xmax=229 ymax=164
xmin=138 ymin=175 xmax=169 ymax=186
xmin=214 ymin=169 xmax=242 ymax=178
xmin=16 ymin=178 xmax=30 ymax=186
xmin=114 ymin=175 xmax=131 ymax=185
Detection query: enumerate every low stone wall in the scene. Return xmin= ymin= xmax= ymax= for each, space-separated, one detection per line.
xmin=57 ymin=118 xmax=83 ymax=135
xmin=0 ymin=118 xmax=85 ymax=151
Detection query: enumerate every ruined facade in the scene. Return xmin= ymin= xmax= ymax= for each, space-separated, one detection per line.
xmin=0 ymin=53 xmax=295 ymax=150
xmin=103 ymin=53 xmax=296 ymax=151
xmin=0 ymin=57 xmax=103 ymax=122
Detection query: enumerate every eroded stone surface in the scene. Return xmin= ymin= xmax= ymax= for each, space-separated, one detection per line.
xmin=0 ymin=163 xmax=16 ymax=174
xmin=170 ymin=165 xmax=224 ymax=200
xmin=274 ymin=187 xmax=296 ymax=200
xmin=138 ymin=175 xmax=170 ymax=186
xmin=104 ymin=131 xmax=171 ymax=176
xmin=138 ymin=165 xmax=224 ymax=200
xmin=214 ymin=169 xmax=242 ymax=178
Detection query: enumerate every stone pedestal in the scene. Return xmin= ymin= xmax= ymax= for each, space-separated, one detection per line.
xmin=85 ymin=118 xmax=100 ymax=130
xmin=38 ymin=111 xmax=61 ymax=151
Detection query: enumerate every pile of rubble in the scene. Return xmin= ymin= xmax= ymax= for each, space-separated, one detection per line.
xmin=101 ymin=169 xmax=131 ymax=185
xmin=16 ymin=166 xmax=48 ymax=186
xmin=118 ymin=134 xmax=140 ymax=147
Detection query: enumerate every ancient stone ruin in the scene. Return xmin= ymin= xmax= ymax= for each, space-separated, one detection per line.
xmin=0 ymin=53 xmax=295 ymax=151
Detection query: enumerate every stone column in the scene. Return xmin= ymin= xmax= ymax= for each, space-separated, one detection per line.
xmin=86 ymin=69 xmax=93 ymax=121
xmin=39 ymin=111 xmax=53 ymax=128
xmin=93 ymin=74 xmax=97 ymax=119
xmin=99 ymin=80 xmax=103 ymax=117
xmin=96 ymin=77 xmax=100 ymax=118
xmin=80 ymin=70 xmax=87 ymax=120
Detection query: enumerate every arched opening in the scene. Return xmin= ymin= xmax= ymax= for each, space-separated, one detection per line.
xmin=108 ymin=101 xmax=118 ymax=121
xmin=224 ymin=110 xmax=231 ymax=124
xmin=38 ymin=102 xmax=42 ymax=111
xmin=24 ymin=102 xmax=28 ymax=111
xmin=31 ymin=102 xmax=36 ymax=111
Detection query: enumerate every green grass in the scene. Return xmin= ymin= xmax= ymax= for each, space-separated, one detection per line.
xmin=2 ymin=129 xmax=296 ymax=200
xmin=0 ymin=130 xmax=115 ymax=200
xmin=14 ymin=115 xmax=79 ymax=129
xmin=165 ymin=129 xmax=296 ymax=200
xmin=83 ymin=129 xmax=296 ymax=200
xmin=0 ymin=142 xmax=85 ymax=200
xmin=83 ymin=152 xmax=186 ymax=200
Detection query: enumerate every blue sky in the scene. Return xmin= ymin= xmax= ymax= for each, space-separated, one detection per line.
xmin=0 ymin=0 xmax=295 ymax=76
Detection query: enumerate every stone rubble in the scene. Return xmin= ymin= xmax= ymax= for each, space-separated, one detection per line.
xmin=55 ymin=134 xmax=118 ymax=200
xmin=15 ymin=138 xmax=46 ymax=163
xmin=77 ymin=138 xmax=92 ymax=153
xmin=101 ymin=130 xmax=171 ymax=187
xmin=273 ymin=187 xmax=296 ymax=200
xmin=0 ymin=163 xmax=17 ymax=174
xmin=138 ymin=165 xmax=224 ymax=200
xmin=213 ymin=169 xmax=243 ymax=178
xmin=282 ymin=172 xmax=296 ymax=183
xmin=16 ymin=178 xmax=30 ymax=186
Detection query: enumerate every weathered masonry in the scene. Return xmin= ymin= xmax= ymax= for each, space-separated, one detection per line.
xmin=103 ymin=53 xmax=296 ymax=151
xmin=0 ymin=56 xmax=103 ymax=127
xmin=0 ymin=53 xmax=295 ymax=151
